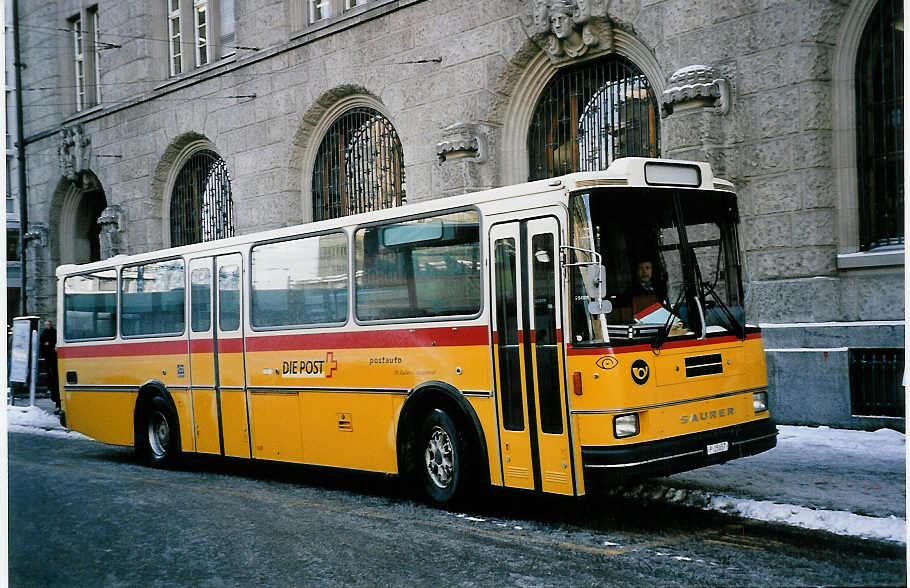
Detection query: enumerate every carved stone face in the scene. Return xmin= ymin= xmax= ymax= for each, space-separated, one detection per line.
xmin=550 ymin=11 xmax=572 ymax=39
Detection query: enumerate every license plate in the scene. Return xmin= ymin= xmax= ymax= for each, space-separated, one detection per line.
xmin=706 ymin=441 xmax=729 ymax=455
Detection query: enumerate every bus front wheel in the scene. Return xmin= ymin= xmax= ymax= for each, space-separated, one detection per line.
xmin=419 ymin=408 xmax=467 ymax=506
xmin=137 ymin=394 xmax=181 ymax=468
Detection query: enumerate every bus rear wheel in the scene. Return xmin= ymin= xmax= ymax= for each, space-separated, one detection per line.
xmin=419 ymin=408 xmax=467 ymax=506
xmin=137 ymin=394 xmax=181 ymax=468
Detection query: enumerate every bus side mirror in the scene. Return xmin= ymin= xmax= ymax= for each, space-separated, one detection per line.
xmin=583 ymin=264 xmax=610 ymax=315
xmin=588 ymin=299 xmax=612 ymax=315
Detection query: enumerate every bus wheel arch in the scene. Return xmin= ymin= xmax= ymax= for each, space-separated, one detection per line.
xmin=397 ymin=382 xmax=489 ymax=504
xmin=134 ymin=381 xmax=182 ymax=468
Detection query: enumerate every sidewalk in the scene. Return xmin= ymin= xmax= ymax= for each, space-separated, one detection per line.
xmin=611 ymin=424 xmax=906 ymax=544
xmin=6 ymin=399 xmax=906 ymax=544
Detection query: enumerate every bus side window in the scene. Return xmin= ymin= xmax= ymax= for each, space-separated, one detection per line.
xmin=121 ymin=259 xmax=186 ymax=337
xmin=218 ymin=264 xmax=240 ymax=332
xmin=354 ymin=210 xmax=481 ymax=321
xmin=63 ymin=270 xmax=117 ymax=340
xmin=191 ymin=267 xmax=212 ymax=332
xmin=250 ymin=232 xmax=349 ymax=329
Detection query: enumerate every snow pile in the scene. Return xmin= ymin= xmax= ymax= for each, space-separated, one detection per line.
xmin=613 ymin=425 xmax=907 ymax=545
xmin=707 ymin=495 xmax=907 ymax=544
xmin=6 ymin=404 xmax=89 ymax=440
xmin=777 ymin=424 xmax=905 ymax=455
xmin=614 ymin=481 xmax=906 ymax=544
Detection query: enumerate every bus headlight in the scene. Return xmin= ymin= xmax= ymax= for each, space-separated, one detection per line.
xmin=613 ymin=413 xmax=639 ymax=439
xmin=753 ymin=391 xmax=769 ymax=413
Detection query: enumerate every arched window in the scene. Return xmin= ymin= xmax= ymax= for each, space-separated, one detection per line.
xmin=312 ymin=107 xmax=405 ymax=221
xmin=528 ymin=55 xmax=659 ymax=181
xmin=169 ymin=149 xmax=234 ymax=247
xmin=856 ymin=0 xmax=903 ymax=250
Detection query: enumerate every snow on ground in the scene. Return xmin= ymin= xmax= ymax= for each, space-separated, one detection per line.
xmin=6 ymin=404 xmax=90 ymax=440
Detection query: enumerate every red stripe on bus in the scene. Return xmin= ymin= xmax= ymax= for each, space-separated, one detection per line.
xmin=566 ymin=332 xmax=761 ymax=356
xmin=245 ymin=326 xmax=489 ymax=352
xmin=190 ymin=339 xmax=213 ymax=354
xmin=189 ymin=339 xmax=243 ymax=353
xmin=60 ymin=327 xmax=489 ymax=358
xmin=219 ymin=338 xmax=244 ymax=353
xmin=58 ymin=339 xmax=188 ymax=358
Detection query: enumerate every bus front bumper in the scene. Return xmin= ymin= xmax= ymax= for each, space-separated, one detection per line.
xmin=581 ymin=418 xmax=777 ymax=484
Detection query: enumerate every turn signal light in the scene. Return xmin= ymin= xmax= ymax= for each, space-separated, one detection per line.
xmin=572 ymin=371 xmax=583 ymax=396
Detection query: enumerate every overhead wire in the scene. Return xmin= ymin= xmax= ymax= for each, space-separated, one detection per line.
xmin=4 ymin=23 xmax=260 ymax=51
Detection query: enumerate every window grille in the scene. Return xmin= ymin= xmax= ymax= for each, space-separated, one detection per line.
xmin=528 ymin=55 xmax=659 ymax=181
xmin=856 ymin=0 xmax=904 ymax=250
xmin=170 ymin=150 xmax=235 ymax=247
xmin=312 ymin=107 xmax=406 ymax=222
xmin=849 ymin=348 xmax=905 ymax=417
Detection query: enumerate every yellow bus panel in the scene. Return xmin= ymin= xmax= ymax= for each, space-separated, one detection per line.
xmin=300 ymin=392 xmax=398 ymax=473
xmin=65 ymin=390 xmax=135 ymax=446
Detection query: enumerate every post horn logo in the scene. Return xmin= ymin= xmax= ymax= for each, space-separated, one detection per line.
xmin=630 ymin=359 xmax=650 ymax=385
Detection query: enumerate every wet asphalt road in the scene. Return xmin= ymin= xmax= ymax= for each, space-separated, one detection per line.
xmin=8 ymin=432 xmax=906 ymax=587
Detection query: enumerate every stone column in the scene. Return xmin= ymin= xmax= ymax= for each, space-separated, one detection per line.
xmin=22 ymin=224 xmax=51 ymax=318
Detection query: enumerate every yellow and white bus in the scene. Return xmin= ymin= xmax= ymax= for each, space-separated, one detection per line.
xmin=56 ymin=157 xmax=776 ymax=505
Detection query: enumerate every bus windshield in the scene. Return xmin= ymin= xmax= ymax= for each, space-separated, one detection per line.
xmin=568 ymin=188 xmax=745 ymax=346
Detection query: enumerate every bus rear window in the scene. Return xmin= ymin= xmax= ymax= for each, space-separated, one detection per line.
xmin=120 ymin=259 xmax=186 ymax=337
xmin=355 ymin=210 xmax=481 ymax=321
xmin=63 ymin=270 xmax=117 ymax=340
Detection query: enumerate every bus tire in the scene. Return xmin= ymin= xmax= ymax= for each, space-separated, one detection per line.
xmin=136 ymin=394 xmax=181 ymax=468
xmin=419 ymin=408 xmax=469 ymax=506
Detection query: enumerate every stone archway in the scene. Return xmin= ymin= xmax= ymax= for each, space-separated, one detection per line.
xmin=56 ymin=171 xmax=108 ymax=265
xmin=496 ymin=30 xmax=665 ymax=185
xmin=289 ymin=85 xmax=393 ymax=224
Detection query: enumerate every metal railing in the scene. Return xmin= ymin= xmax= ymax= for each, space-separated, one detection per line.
xmin=312 ymin=107 xmax=405 ymax=222
xmin=170 ymin=149 xmax=235 ymax=247
xmin=856 ymin=0 xmax=904 ymax=251
xmin=849 ymin=348 xmax=905 ymax=417
xmin=527 ymin=54 xmax=659 ymax=181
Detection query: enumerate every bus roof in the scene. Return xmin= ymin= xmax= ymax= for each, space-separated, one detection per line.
xmin=56 ymin=157 xmax=733 ymax=277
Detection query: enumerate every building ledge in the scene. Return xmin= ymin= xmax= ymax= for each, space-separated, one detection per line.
xmin=836 ymin=248 xmax=904 ymax=270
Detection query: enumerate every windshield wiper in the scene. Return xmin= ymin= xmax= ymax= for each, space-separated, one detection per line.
xmin=651 ymin=288 xmax=686 ymax=350
xmin=702 ymin=281 xmax=745 ymax=339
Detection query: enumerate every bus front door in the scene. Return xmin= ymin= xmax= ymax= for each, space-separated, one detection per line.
xmin=188 ymin=254 xmax=251 ymax=458
xmin=490 ymin=217 xmax=576 ymax=496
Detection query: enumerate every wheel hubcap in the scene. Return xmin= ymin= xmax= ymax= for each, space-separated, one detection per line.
xmin=147 ymin=411 xmax=170 ymax=458
xmin=424 ymin=425 xmax=455 ymax=489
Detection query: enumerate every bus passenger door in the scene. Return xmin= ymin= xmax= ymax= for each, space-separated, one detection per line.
xmin=188 ymin=254 xmax=250 ymax=458
xmin=188 ymin=258 xmax=220 ymax=454
xmin=215 ymin=255 xmax=250 ymax=458
xmin=490 ymin=217 xmax=575 ymax=496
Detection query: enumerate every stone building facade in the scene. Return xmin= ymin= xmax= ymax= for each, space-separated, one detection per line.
xmin=7 ymin=0 xmax=904 ymax=427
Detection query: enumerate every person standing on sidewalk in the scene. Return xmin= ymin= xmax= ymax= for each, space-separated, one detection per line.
xmin=39 ymin=320 xmax=60 ymax=413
